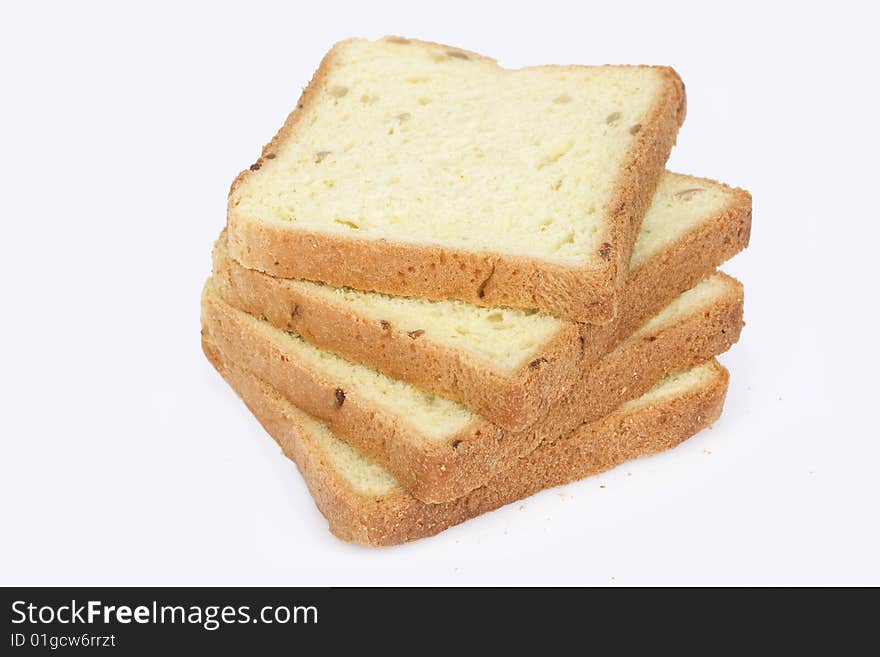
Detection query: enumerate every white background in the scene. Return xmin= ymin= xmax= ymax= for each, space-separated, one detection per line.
xmin=2 ymin=0 xmax=878 ymax=586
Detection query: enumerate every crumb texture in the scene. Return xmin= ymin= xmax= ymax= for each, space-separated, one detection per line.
xmin=231 ymin=38 xmax=668 ymax=264
xmin=631 ymin=172 xmax=733 ymax=268
xmin=295 ymin=278 xmax=561 ymax=370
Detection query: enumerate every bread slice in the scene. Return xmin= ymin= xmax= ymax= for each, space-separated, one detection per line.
xmin=201 ymin=272 xmax=743 ymax=502
xmin=204 ymin=339 xmax=728 ymax=546
xmin=215 ymin=172 xmax=751 ymax=431
xmin=226 ymin=37 xmax=686 ymax=324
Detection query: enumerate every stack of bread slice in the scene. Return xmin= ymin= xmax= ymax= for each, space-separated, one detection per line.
xmin=202 ymin=37 xmax=751 ymax=545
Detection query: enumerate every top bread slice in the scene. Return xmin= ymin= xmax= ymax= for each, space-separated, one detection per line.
xmin=215 ymin=172 xmax=751 ymax=432
xmin=227 ymin=36 xmax=686 ymax=323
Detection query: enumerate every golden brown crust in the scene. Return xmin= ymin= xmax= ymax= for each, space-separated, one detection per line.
xmin=225 ymin=37 xmax=687 ymax=324
xmin=596 ymin=66 xmax=688 ymax=321
xmin=614 ymin=179 xmax=752 ymax=338
xmin=203 ymin=339 xmax=728 ymax=546
xmin=213 ymin=176 xmax=750 ymax=432
xmin=200 ymin=273 xmax=743 ymax=503
xmin=212 ymin=236 xmax=584 ymax=434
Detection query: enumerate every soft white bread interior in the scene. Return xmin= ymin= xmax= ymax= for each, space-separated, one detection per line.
xmin=226 ymin=37 xmax=686 ymax=322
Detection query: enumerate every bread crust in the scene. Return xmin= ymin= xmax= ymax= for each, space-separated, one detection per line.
xmin=203 ymin=340 xmax=728 ymax=546
xmin=225 ymin=37 xmax=687 ymax=324
xmin=214 ymin=177 xmax=751 ymax=432
xmin=201 ymin=273 xmax=743 ymax=503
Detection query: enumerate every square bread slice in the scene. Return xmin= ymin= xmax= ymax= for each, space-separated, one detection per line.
xmin=201 ymin=272 xmax=743 ymax=503
xmin=204 ymin=339 xmax=729 ymax=546
xmin=216 ymin=172 xmax=751 ymax=432
xmin=226 ymin=37 xmax=687 ymax=324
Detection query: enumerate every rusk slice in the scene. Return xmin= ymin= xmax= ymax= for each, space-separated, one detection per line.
xmin=215 ymin=172 xmax=751 ymax=432
xmin=201 ymin=272 xmax=743 ymax=503
xmin=227 ymin=37 xmax=686 ymax=323
xmin=204 ymin=340 xmax=729 ymax=547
